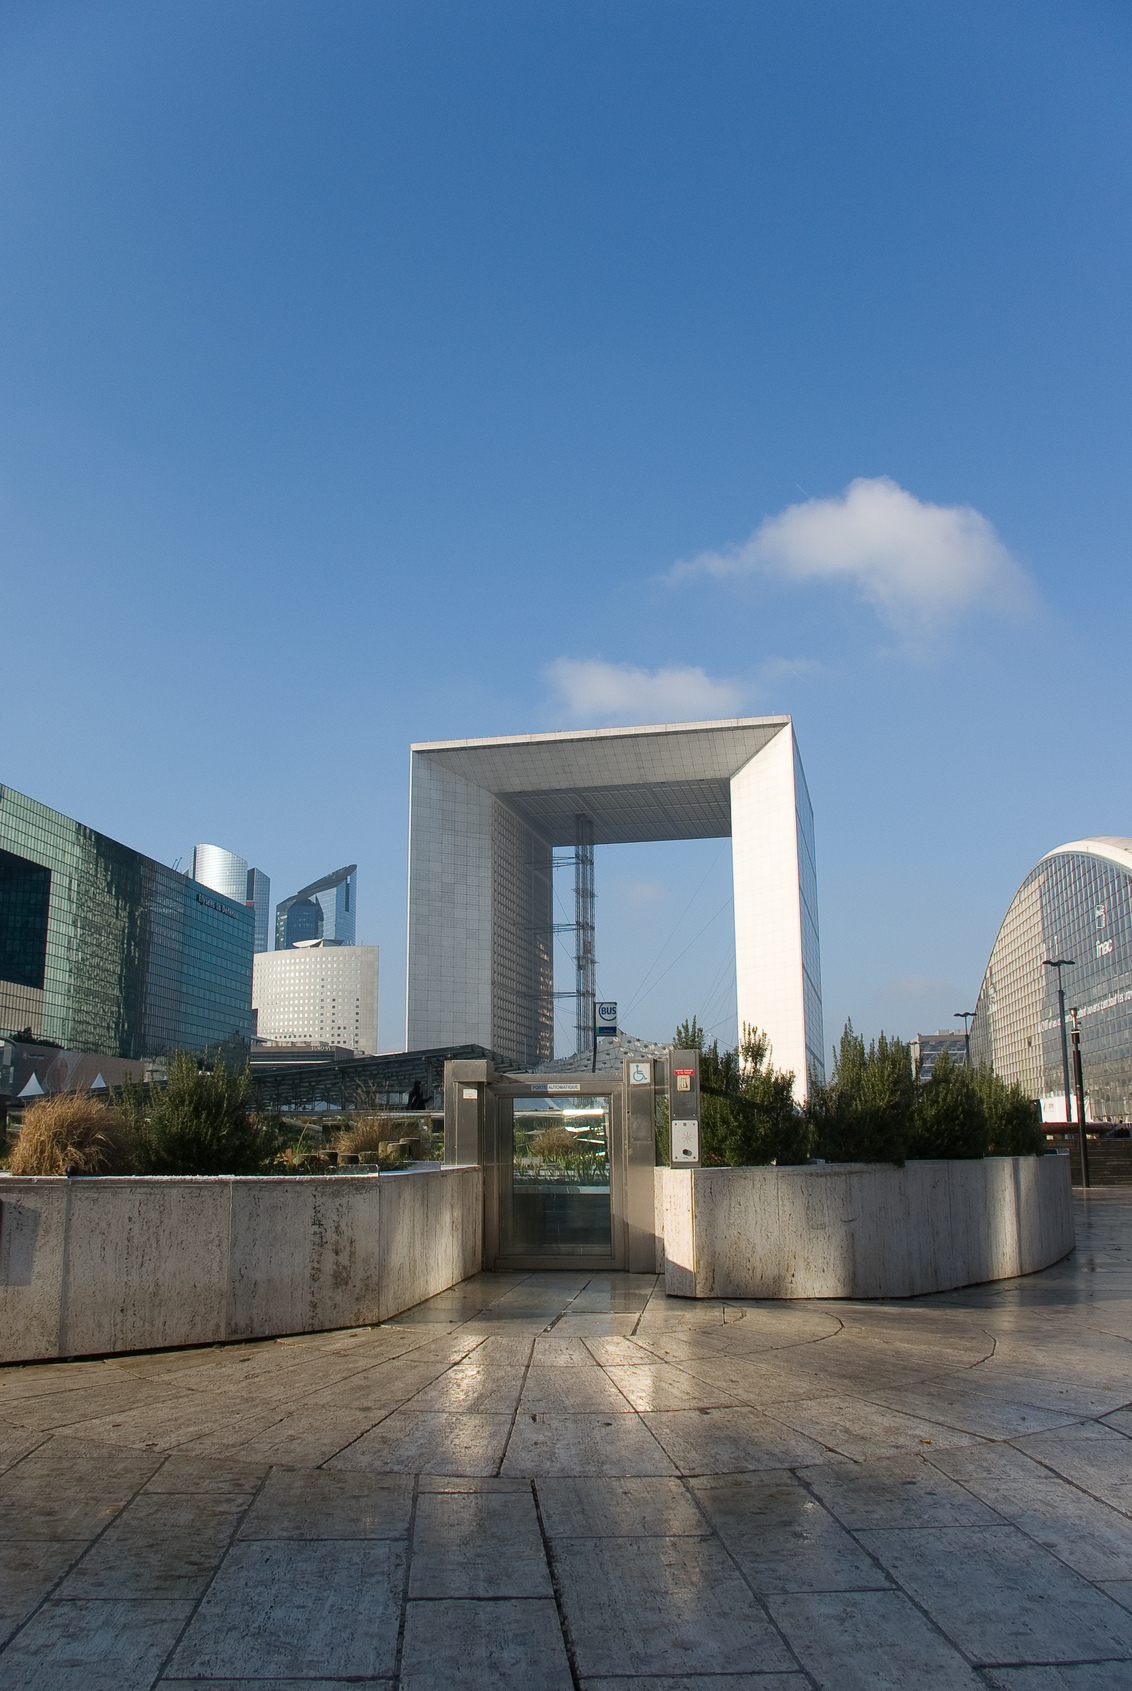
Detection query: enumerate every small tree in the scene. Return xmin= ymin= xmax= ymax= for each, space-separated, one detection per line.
xmin=122 ymin=1053 xmax=280 ymax=1175
xmin=673 ymin=1018 xmax=807 ymax=1166
xmin=972 ymin=1064 xmax=1043 ymax=1156
xmin=908 ymin=1049 xmax=988 ymax=1159
xmin=807 ymin=1022 xmax=914 ymax=1164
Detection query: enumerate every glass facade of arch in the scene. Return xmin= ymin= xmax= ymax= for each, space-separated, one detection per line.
xmin=970 ymin=844 xmax=1132 ymax=1121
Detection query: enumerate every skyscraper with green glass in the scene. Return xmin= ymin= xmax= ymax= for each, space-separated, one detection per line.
xmin=0 ymin=784 xmax=255 ymax=1060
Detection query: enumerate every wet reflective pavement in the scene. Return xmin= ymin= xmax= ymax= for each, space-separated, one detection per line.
xmin=2 ymin=1190 xmax=1131 ymax=1688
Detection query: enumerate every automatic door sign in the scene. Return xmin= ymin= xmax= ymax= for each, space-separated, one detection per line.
xmin=672 ymin=1119 xmax=700 ymax=1162
xmin=629 ymin=1061 xmax=650 ymax=1085
xmin=596 ymin=1001 xmax=618 ymax=1037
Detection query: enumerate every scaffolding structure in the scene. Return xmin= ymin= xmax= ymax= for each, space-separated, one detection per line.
xmin=573 ymin=814 xmax=596 ymax=1057
xmin=551 ymin=813 xmax=597 ymax=1057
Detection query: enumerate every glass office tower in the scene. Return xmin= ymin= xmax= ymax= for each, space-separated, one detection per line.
xmin=970 ymin=836 xmax=1132 ymax=1121
xmin=194 ymin=843 xmax=271 ymax=954
xmin=275 ymin=866 xmax=357 ymax=950
xmin=1 ymin=785 xmax=255 ymax=1058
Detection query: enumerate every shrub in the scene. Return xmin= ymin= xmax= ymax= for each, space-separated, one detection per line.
xmin=673 ymin=1018 xmax=808 ymax=1166
xmin=973 ymin=1064 xmax=1044 ymax=1155
xmin=807 ymin=1024 xmax=914 ymax=1165
xmin=121 ymin=1053 xmax=279 ymax=1175
xmin=907 ymin=1050 xmax=988 ymax=1159
xmin=10 ymin=1093 xmax=135 ymax=1175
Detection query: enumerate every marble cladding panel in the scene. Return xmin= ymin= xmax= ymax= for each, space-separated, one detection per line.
xmin=0 ymin=1168 xmax=483 ymax=1363
xmin=661 ymin=1155 xmax=1075 ymax=1299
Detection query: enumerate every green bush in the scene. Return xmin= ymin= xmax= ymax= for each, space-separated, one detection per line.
xmin=907 ymin=1049 xmax=987 ymax=1159
xmin=672 ymin=1018 xmax=809 ymax=1166
xmin=806 ymin=1024 xmax=914 ymax=1165
xmin=121 ymin=1053 xmax=281 ymax=1175
xmin=973 ymin=1063 xmax=1044 ymax=1155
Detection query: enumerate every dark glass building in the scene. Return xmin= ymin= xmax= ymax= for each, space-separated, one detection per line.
xmin=0 ymin=784 xmax=255 ymax=1059
xmin=970 ymin=837 xmax=1132 ymax=1122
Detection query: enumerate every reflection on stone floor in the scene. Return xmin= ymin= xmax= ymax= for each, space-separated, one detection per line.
xmin=2 ymin=1191 xmax=1131 ymax=1687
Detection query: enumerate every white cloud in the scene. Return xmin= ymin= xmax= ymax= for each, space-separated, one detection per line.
xmin=674 ymin=476 xmax=1033 ymax=631
xmin=545 ymin=657 xmax=744 ymax=725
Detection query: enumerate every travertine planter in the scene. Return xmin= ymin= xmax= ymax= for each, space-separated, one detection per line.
xmin=0 ymin=1165 xmax=482 ymax=1363
xmin=658 ymin=1155 xmax=1074 ymax=1299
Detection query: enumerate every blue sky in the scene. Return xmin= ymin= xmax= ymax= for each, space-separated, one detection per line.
xmin=2 ymin=1 xmax=1129 ymax=1062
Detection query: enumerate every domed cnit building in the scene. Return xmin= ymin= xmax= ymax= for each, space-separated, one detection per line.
xmin=970 ymin=837 xmax=1132 ymax=1122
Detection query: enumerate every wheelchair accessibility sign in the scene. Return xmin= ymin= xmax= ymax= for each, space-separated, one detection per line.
xmin=629 ymin=1061 xmax=650 ymax=1085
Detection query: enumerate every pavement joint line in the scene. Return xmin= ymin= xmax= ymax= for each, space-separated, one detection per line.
xmin=494 ymin=1333 xmax=541 ymax=1477
xmin=676 ymin=1470 xmax=823 ymax=1689
xmin=0 ymin=1441 xmax=195 ymax=1665
xmin=143 ymin=1455 xmax=274 ymax=1689
xmin=389 ymin=1471 xmax=419 ymax=1689
xmin=531 ymin=1477 xmax=583 ymax=1691
xmin=789 ymin=1461 xmax=993 ymax=1677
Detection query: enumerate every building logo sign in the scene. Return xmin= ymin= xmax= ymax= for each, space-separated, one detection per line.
xmin=196 ymin=892 xmax=240 ymax=920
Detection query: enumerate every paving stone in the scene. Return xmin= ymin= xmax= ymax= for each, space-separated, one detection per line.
xmin=0 ymin=1426 xmax=49 ymax=1474
xmin=0 ymin=1540 xmax=86 ymax=1645
xmin=804 ymin=1452 xmax=1002 ymax=1528
xmin=859 ymin=1381 xmax=1080 ymax=1439
xmin=536 ymin=1475 xmax=706 ymax=1537
xmin=399 ymin=1596 xmax=572 ymax=1689
xmin=768 ymin=1393 xmax=984 ymax=1462
xmin=855 ymin=1523 xmax=1132 ymax=1663
xmin=554 ymin=1534 xmax=794 ymax=1677
xmin=296 ymin=1359 xmax=454 ymax=1410
xmin=691 ymin=1470 xmax=891 ymax=1592
xmin=502 ymin=1410 xmax=676 ymax=1477
xmin=163 ymin=1681 xmax=393 ymax=1689
xmin=1012 ymin=1420 xmax=1132 ymax=1512
xmin=167 ymin=1539 xmax=405 ymax=1679
xmin=519 ymin=1365 xmax=637 ymax=1414
xmin=981 ymin=1668 xmax=1132 ymax=1690
xmin=578 ymin=1679 xmax=805 ymax=1691
xmin=238 ymin=1467 xmax=413 ymax=1538
xmin=410 ymin=1489 xmax=551 ymax=1596
xmin=929 ymin=1441 xmax=1132 ymax=1579
xmin=1098 ymin=1580 xmax=1132 ymax=1613
xmin=767 ymin=1589 xmax=984 ymax=1689
xmin=643 ymin=1405 xmax=840 ymax=1473
xmin=408 ymin=1363 xmax=527 ymax=1413
xmin=603 ymin=1364 xmax=743 ymax=1411
xmin=325 ymin=1410 xmax=514 ymax=1475
xmin=55 ymin=1492 xmax=246 ymax=1598
xmin=0 ymin=1597 xmax=192 ymax=1691
xmin=141 ymin=1454 xmax=267 ymax=1493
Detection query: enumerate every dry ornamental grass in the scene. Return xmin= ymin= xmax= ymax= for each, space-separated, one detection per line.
xmin=334 ymin=1114 xmax=410 ymax=1157
xmin=10 ymin=1093 xmax=135 ymax=1176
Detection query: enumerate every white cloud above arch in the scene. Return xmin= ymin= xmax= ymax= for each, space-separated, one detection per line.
xmin=545 ymin=657 xmax=744 ymax=725
xmin=672 ymin=476 xmax=1034 ymax=632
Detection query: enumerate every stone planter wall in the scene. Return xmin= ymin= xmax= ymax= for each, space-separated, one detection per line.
xmin=658 ymin=1155 xmax=1074 ymax=1299
xmin=0 ymin=1165 xmax=482 ymax=1364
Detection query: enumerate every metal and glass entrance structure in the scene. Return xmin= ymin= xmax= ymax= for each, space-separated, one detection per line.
xmin=444 ymin=1055 xmax=664 ymax=1272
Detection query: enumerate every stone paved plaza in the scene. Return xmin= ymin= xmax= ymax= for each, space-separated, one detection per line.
xmin=1 ymin=1191 xmax=1131 ymax=1689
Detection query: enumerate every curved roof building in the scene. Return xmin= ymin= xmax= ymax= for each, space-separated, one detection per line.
xmin=970 ymin=837 xmax=1132 ymax=1122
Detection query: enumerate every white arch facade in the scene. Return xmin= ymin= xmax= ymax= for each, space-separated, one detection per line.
xmin=406 ymin=716 xmax=824 ymax=1095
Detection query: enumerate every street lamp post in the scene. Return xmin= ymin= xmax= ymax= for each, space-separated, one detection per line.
xmin=954 ymin=1010 xmax=976 ymax=1067
xmin=1069 ymin=1007 xmax=1091 ymax=1189
xmin=1043 ymin=957 xmax=1077 ymax=1146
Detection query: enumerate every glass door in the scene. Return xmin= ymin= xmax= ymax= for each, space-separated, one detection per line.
xmin=498 ymin=1094 xmax=614 ymax=1259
